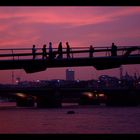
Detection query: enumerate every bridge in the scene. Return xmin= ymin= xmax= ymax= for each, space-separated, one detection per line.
xmin=0 ymin=83 xmax=140 ymax=107
xmin=0 ymin=45 xmax=140 ymax=108
xmin=0 ymin=45 xmax=139 ymax=73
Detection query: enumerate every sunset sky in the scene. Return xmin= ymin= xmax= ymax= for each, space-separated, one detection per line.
xmin=0 ymin=6 xmax=140 ymax=84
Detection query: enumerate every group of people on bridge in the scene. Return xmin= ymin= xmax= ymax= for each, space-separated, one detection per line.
xmin=32 ymin=42 xmax=71 ymax=60
xmin=32 ymin=42 xmax=120 ymax=60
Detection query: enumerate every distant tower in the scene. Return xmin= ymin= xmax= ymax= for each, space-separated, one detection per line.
xmin=66 ymin=69 xmax=75 ymax=81
xmin=120 ymin=66 xmax=123 ymax=79
xmin=134 ymin=72 xmax=137 ymax=80
xmin=12 ymin=71 xmax=14 ymax=84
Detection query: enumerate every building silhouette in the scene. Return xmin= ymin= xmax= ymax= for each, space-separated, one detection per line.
xmin=66 ymin=69 xmax=75 ymax=81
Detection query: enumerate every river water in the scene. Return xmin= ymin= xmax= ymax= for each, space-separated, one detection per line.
xmin=0 ymin=102 xmax=140 ymax=134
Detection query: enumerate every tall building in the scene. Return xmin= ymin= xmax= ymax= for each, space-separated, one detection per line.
xmin=66 ymin=69 xmax=75 ymax=81
xmin=120 ymin=66 xmax=123 ymax=79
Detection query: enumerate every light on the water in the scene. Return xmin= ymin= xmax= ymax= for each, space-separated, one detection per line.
xmin=16 ymin=93 xmax=26 ymax=98
xmin=83 ymin=92 xmax=93 ymax=98
xmin=99 ymin=94 xmax=105 ymax=97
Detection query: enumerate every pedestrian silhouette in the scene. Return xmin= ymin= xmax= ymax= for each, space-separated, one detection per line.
xmin=89 ymin=45 xmax=94 ymax=58
xmin=57 ymin=42 xmax=63 ymax=59
xmin=32 ymin=45 xmax=36 ymax=59
xmin=42 ymin=44 xmax=47 ymax=59
xmin=111 ymin=43 xmax=117 ymax=56
xmin=66 ymin=42 xmax=71 ymax=58
xmin=49 ymin=42 xmax=53 ymax=60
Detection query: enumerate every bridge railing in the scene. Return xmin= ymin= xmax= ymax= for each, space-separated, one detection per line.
xmin=0 ymin=46 xmax=140 ymax=60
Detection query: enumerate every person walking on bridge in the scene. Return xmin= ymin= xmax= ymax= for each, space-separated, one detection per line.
xmin=66 ymin=42 xmax=71 ymax=59
xmin=49 ymin=42 xmax=53 ymax=60
xmin=89 ymin=45 xmax=94 ymax=58
xmin=111 ymin=43 xmax=117 ymax=56
xmin=32 ymin=45 xmax=37 ymax=59
xmin=42 ymin=44 xmax=47 ymax=59
xmin=57 ymin=42 xmax=63 ymax=59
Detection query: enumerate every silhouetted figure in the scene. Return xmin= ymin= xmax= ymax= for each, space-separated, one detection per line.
xmin=57 ymin=42 xmax=63 ymax=59
xmin=42 ymin=44 xmax=47 ymax=59
xmin=66 ymin=42 xmax=71 ymax=58
xmin=89 ymin=45 xmax=94 ymax=58
xmin=32 ymin=45 xmax=36 ymax=59
xmin=49 ymin=42 xmax=53 ymax=60
xmin=111 ymin=43 xmax=117 ymax=56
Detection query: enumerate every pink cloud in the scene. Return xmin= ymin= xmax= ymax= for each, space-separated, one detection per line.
xmin=0 ymin=7 xmax=140 ymax=27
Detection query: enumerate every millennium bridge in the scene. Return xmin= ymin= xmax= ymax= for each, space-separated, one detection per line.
xmin=0 ymin=45 xmax=139 ymax=73
xmin=0 ymin=45 xmax=139 ymax=107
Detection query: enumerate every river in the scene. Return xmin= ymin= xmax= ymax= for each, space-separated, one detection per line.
xmin=0 ymin=102 xmax=140 ymax=134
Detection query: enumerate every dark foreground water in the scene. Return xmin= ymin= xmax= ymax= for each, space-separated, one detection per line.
xmin=0 ymin=102 xmax=140 ymax=134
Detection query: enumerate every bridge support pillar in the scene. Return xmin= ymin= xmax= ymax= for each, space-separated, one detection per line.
xmin=36 ymin=91 xmax=62 ymax=108
xmin=16 ymin=95 xmax=35 ymax=107
xmin=105 ymin=89 xmax=139 ymax=106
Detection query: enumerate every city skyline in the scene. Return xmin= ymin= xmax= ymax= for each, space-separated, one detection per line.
xmin=0 ymin=6 xmax=140 ymax=83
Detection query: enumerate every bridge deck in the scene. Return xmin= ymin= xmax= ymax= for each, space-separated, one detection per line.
xmin=0 ymin=46 xmax=139 ymax=73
